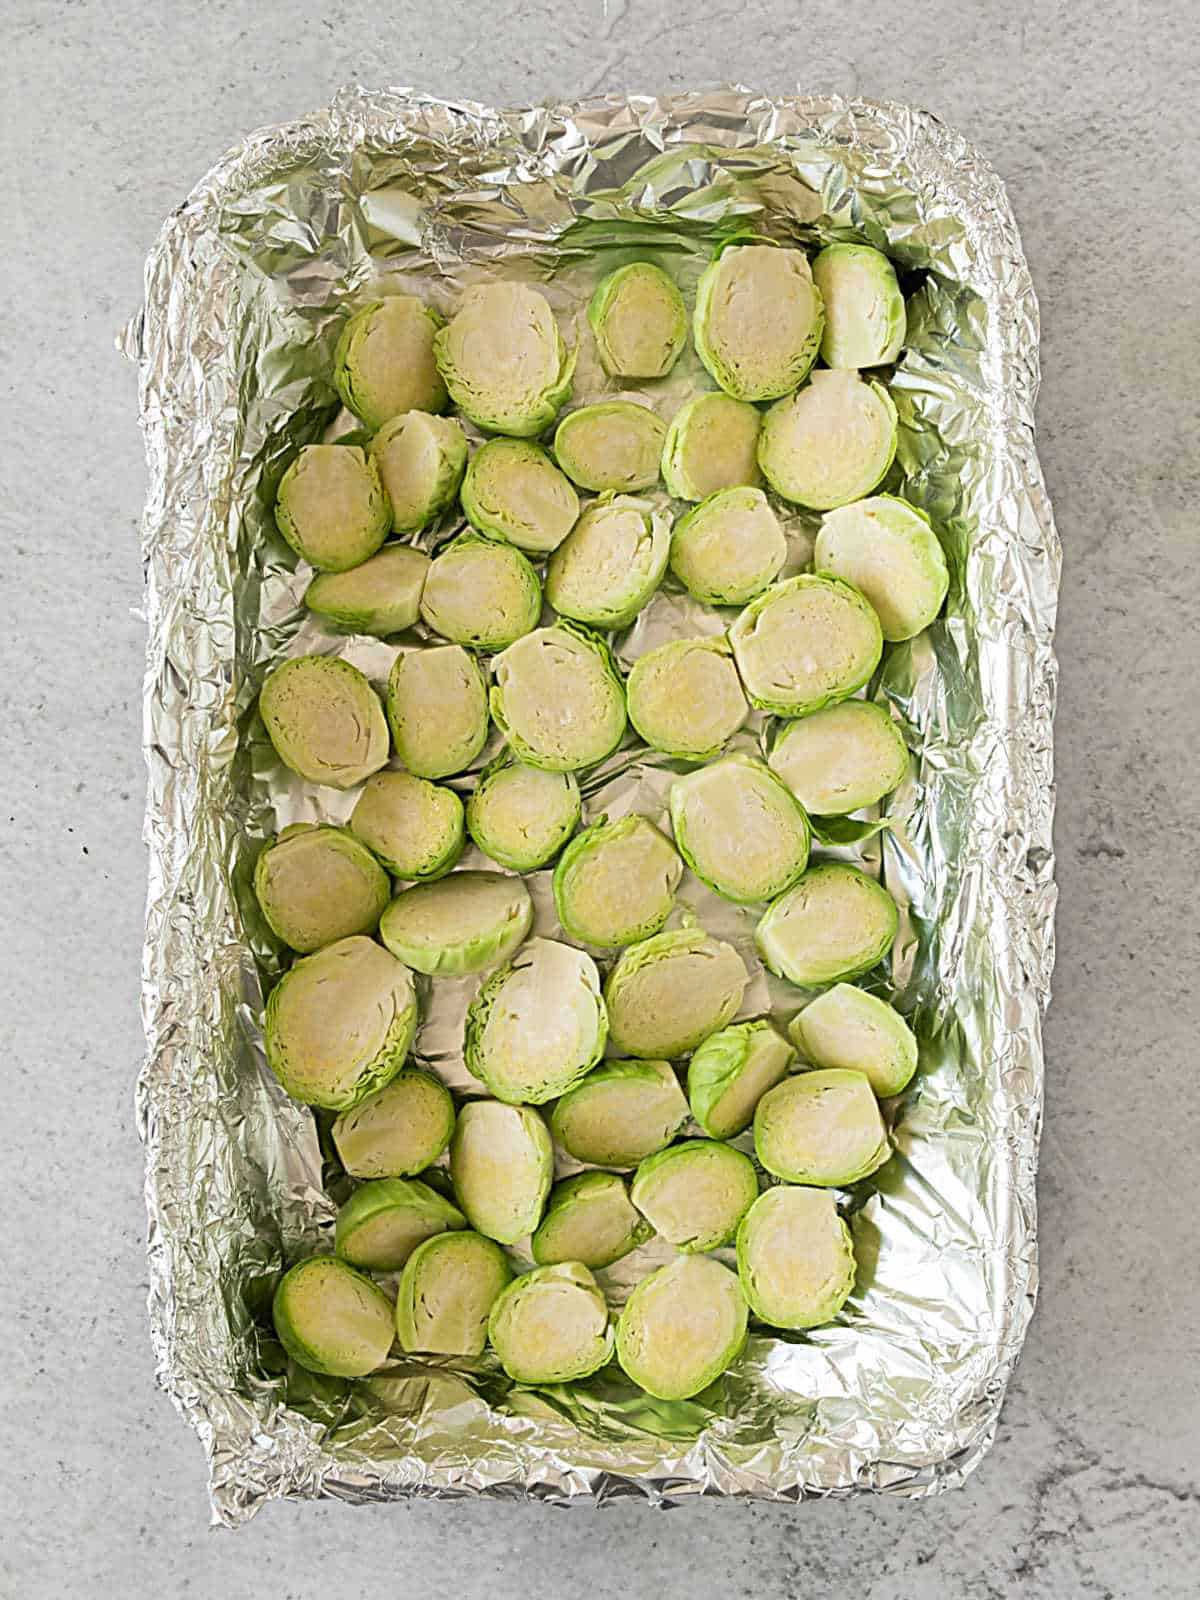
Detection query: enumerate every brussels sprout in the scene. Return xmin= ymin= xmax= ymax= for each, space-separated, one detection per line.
xmin=631 ymin=1140 xmax=758 ymax=1253
xmin=693 ymin=244 xmax=823 ymax=402
xmin=531 ymin=1172 xmax=652 ymax=1269
xmin=465 ymin=938 xmax=606 ymax=1104
xmin=395 ymin=1230 xmax=513 ymax=1356
xmin=814 ymin=495 xmax=950 ymax=642
xmin=790 ymin=984 xmax=918 ymax=1097
xmin=461 ymin=439 xmax=580 ymax=554
xmin=418 ymin=534 xmax=542 ymax=652
xmin=332 ymin=1067 xmax=455 ymax=1178
xmin=768 ymin=700 xmax=908 ymax=816
xmin=669 ymin=755 xmax=810 ymax=905
xmin=552 ymin=401 xmax=666 ymax=494
xmin=491 ymin=623 xmax=626 ymax=772
xmin=349 ymin=770 xmax=465 ymax=880
xmin=669 ymin=487 xmax=786 ymax=607
xmin=545 ymin=495 xmax=671 ymax=630
xmin=616 ymin=1254 xmax=747 ymax=1400
xmin=369 ymin=411 xmax=467 ymax=537
xmin=756 ymin=862 xmax=898 ymax=987
xmin=386 ymin=645 xmax=489 ymax=779
xmin=448 ymin=1099 xmax=554 ymax=1244
xmin=274 ymin=444 xmax=391 ymax=572
xmin=737 ymin=1185 xmax=855 ymax=1328
xmin=728 ymin=575 xmax=883 ymax=719
xmin=304 ymin=544 xmax=430 ymax=636
xmin=550 ymin=1058 xmax=689 ymax=1168
xmin=434 ymin=282 xmax=574 ymax=437
xmin=588 ymin=262 xmax=687 ymax=379
xmin=754 ymin=1067 xmax=890 ymax=1185
xmin=758 ymin=370 xmax=897 ymax=510
xmin=263 ymin=936 xmax=418 ymax=1110
xmin=811 ymin=243 xmax=906 ymax=371
xmin=553 ymin=814 xmax=682 ymax=948
xmin=686 ymin=1020 xmax=795 ymax=1139
xmin=379 ymin=870 xmax=532 ymax=977
xmin=272 ymin=1256 xmax=395 ymax=1378
xmin=260 ymin=655 xmax=390 ymax=790
xmin=254 ymin=825 xmax=390 ymax=953
xmin=488 ymin=1262 xmax=614 ymax=1384
xmin=333 ymin=296 xmax=448 ymax=430
xmin=660 ymin=391 xmax=761 ymax=502
xmin=605 ymin=927 xmax=747 ymax=1059
xmin=626 ymin=637 xmax=748 ymax=760
xmin=334 ymin=1177 xmax=466 ymax=1272
xmin=466 ymin=749 xmax=581 ymax=872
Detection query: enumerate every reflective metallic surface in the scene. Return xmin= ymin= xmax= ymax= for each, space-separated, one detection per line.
xmin=127 ymin=85 xmax=1058 ymax=1526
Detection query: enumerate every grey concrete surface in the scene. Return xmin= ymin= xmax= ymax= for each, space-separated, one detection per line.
xmin=2 ymin=0 xmax=1198 ymax=1595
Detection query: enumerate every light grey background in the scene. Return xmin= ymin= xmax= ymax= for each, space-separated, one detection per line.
xmin=3 ymin=1 xmax=1197 ymax=1595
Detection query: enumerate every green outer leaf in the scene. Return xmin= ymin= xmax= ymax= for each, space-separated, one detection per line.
xmin=806 ymin=814 xmax=894 ymax=847
xmin=669 ymin=754 xmax=811 ymax=905
xmin=334 ymin=1177 xmax=466 ymax=1271
xmin=630 ymin=1139 xmax=759 ymax=1252
xmin=272 ymin=1256 xmax=395 ymax=1378
xmin=394 ymin=1231 xmax=513 ymax=1356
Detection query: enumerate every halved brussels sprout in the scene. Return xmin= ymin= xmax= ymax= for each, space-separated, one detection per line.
xmin=531 ymin=1172 xmax=652 ymax=1269
xmin=626 ymin=636 xmax=748 ymax=760
xmin=491 ymin=623 xmax=626 ymax=772
xmin=588 ymin=262 xmax=687 ymax=379
xmin=419 ymin=534 xmax=542 ymax=651
xmin=660 ymin=391 xmax=761 ymax=502
xmin=349 ymin=769 xmax=465 ymax=880
xmin=669 ymin=755 xmax=810 ymax=904
xmin=693 ymin=244 xmax=823 ymax=402
xmin=254 ymin=825 xmax=390 ymax=953
xmin=434 ymin=282 xmax=574 ymax=437
xmin=631 ymin=1140 xmax=758 ymax=1253
xmin=386 ymin=645 xmax=489 ymax=779
xmin=754 ymin=1067 xmax=891 ymax=1185
xmin=553 ymin=402 xmax=666 ymax=494
xmin=263 ymin=936 xmax=418 ymax=1110
xmin=488 ymin=1262 xmax=614 ymax=1384
xmin=370 ymin=411 xmax=467 ymax=536
xmin=728 ymin=575 xmax=883 ymax=718
xmin=758 ymin=370 xmax=897 ymax=510
xmin=304 ymin=544 xmax=430 ymax=635
xmin=379 ymin=871 xmax=532 ymax=977
xmin=331 ymin=1067 xmax=456 ymax=1178
xmin=448 ymin=1099 xmax=554 ymax=1244
xmin=812 ymin=243 xmax=906 ymax=370
xmin=553 ymin=814 xmax=682 ymax=948
xmin=461 ymin=439 xmax=579 ymax=554
xmin=333 ymin=296 xmax=448 ymax=429
xmin=395 ymin=1230 xmax=513 ymax=1356
xmin=814 ymin=495 xmax=950 ymax=642
xmin=669 ymin=487 xmax=786 ymax=607
xmin=790 ymin=984 xmax=918 ymax=1097
xmin=272 ymin=1256 xmax=394 ymax=1378
xmin=686 ymin=1019 xmax=795 ymax=1139
xmin=466 ymin=750 xmax=581 ymax=872
xmin=260 ymin=655 xmax=390 ymax=790
xmin=605 ymin=927 xmax=747 ymax=1059
xmin=550 ymin=1058 xmax=689 ymax=1168
xmin=768 ymin=700 xmax=908 ymax=816
xmin=334 ymin=1177 xmax=466 ymax=1272
xmin=756 ymin=862 xmax=898 ymax=987
xmin=274 ymin=444 xmax=391 ymax=572
xmin=545 ymin=495 xmax=671 ymax=630
xmin=465 ymin=938 xmax=606 ymax=1104
xmin=737 ymin=1185 xmax=856 ymax=1328
xmin=616 ymin=1254 xmax=747 ymax=1400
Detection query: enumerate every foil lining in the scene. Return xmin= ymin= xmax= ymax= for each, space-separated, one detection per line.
xmin=126 ymin=85 xmax=1059 ymax=1527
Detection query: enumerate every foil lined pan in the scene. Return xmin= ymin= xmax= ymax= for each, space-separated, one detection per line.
xmin=125 ymin=85 xmax=1059 ymax=1527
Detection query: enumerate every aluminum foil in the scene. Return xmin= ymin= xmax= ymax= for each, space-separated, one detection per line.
xmin=125 ymin=85 xmax=1059 ymax=1527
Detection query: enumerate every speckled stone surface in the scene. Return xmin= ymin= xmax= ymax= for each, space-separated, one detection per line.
xmin=3 ymin=1 xmax=1198 ymax=1594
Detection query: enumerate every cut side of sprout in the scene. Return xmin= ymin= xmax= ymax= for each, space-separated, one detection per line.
xmin=812 ymin=244 xmax=906 ymax=371
xmin=754 ymin=1067 xmax=891 ymax=1185
xmin=448 ymin=1099 xmax=554 ymax=1244
xmin=545 ymin=495 xmax=671 ymax=630
xmin=260 ymin=655 xmax=390 ymax=790
xmin=488 ymin=1262 xmax=614 ymax=1384
xmin=395 ymin=1231 xmax=513 ymax=1357
xmin=434 ymin=282 xmax=574 ymax=437
xmin=669 ymin=755 xmax=810 ymax=904
xmin=631 ymin=1140 xmax=759 ymax=1253
xmin=550 ymin=1058 xmax=690 ymax=1168
xmin=616 ymin=1254 xmax=747 ymax=1400
xmin=333 ymin=296 xmax=448 ymax=429
xmin=254 ymin=825 xmax=390 ymax=953
xmin=304 ymin=544 xmax=430 ymax=635
xmin=349 ymin=769 xmax=465 ymax=881
xmin=490 ymin=623 xmax=626 ymax=772
xmin=419 ymin=534 xmax=542 ymax=651
xmin=693 ymin=244 xmax=823 ymax=402
xmin=737 ymin=1186 xmax=856 ymax=1328
xmin=728 ymin=575 xmax=883 ymax=719
xmin=553 ymin=813 xmax=682 ymax=948
xmin=332 ymin=1068 xmax=456 ymax=1179
xmin=769 ymin=700 xmax=908 ymax=816
xmin=686 ymin=1019 xmax=795 ymax=1139
xmin=334 ymin=1177 xmax=466 ymax=1272
xmin=273 ymin=1256 xmax=395 ymax=1378
xmin=379 ymin=871 xmax=532 ymax=977
xmin=660 ymin=391 xmax=762 ymax=502
xmin=274 ymin=444 xmax=391 ymax=572
xmin=466 ymin=750 xmax=580 ymax=872
xmin=553 ymin=401 xmax=666 ymax=494
xmin=461 ymin=438 xmax=579 ymax=554
xmin=531 ymin=1172 xmax=652 ymax=1269
xmin=756 ymin=862 xmax=898 ymax=987
xmin=758 ymin=370 xmax=897 ymax=510
xmin=386 ymin=644 xmax=489 ymax=779
xmin=588 ymin=262 xmax=687 ymax=379
xmin=669 ymin=487 xmax=786 ymax=607
xmin=626 ymin=636 xmax=748 ymax=760
xmin=369 ymin=411 xmax=467 ymax=535
xmin=604 ymin=927 xmax=748 ymax=1059
xmin=814 ymin=494 xmax=950 ymax=642
xmin=790 ymin=983 xmax=918 ymax=1097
